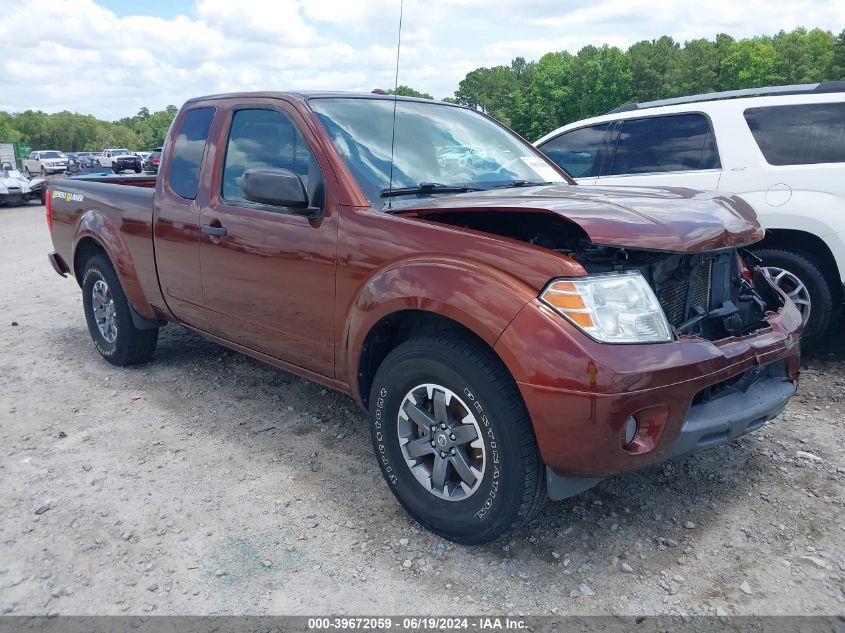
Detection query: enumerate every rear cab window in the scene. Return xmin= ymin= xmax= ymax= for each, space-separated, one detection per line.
xmin=169 ymin=107 xmax=216 ymax=199
xmin=610 ymin=113 xmax=720 ymax=175
xmin=744 ymin=102 xmax=845 ymax=165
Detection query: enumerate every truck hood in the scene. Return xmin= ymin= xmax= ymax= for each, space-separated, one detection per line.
xmin=400 ymin=184 xmax=763 ymax=253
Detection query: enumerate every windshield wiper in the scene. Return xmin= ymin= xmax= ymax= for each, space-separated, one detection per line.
xmin=380 ymin=182 xmax=482 ymax=198
xmin=489 ymin=180 xmax=555 ymax=189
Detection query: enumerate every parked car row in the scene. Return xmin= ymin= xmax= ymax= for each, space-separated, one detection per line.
xmin=534 ymin=81 xmax=845 ymax=348
xmin=20 ymin=147 xmax=161 ymax=176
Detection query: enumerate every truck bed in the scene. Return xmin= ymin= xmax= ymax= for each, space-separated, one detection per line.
xmin=48 ymin=175 xmax=164 ymax=320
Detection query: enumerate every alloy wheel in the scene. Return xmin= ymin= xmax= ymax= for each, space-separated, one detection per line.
xmin=91 ymin=279 xmax=118 ymax=343
xmin=397 ymin=383 xmax=486 ymax=501
xmin=762 ymin=266 xmax=811 ymax=325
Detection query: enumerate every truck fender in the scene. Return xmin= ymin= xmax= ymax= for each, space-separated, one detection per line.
xmin=343 ymin=257 xmax=538 ymax=401
xmin=72 ymin=209 xmax=157 ymax=320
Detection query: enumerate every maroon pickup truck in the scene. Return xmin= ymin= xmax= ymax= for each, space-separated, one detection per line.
xmin=46 ymin=92 xmax=802 ymax=544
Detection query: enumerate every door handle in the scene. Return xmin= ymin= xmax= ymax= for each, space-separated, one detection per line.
xmin=201 ymin=224 xmax=228 ymax=237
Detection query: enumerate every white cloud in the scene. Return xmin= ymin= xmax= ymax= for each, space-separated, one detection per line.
xmin=0 ymin=0 xmax=841 ymax=120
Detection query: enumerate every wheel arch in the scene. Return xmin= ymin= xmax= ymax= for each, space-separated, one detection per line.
xmin=71 ymin=213 xmax=157 ymax=319
xmin=356 ymin=309 xmax=527 ymax=410
xmin=343 ymin=258 xmax=539 ymax=409
xmin=751 ymin=228 xmax=842 ymax=301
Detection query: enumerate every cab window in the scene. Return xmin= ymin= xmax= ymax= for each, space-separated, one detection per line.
xmin=169 ymin=107 xmax=216 ymax=200
xmin=221 ymin=108 xmax=314 ymax=205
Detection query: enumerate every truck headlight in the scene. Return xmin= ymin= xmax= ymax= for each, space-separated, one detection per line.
xmin=540 ymin=271 xmax=673 ymax=343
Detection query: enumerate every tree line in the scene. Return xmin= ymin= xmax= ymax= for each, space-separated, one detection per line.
xmin=1 ymin=27 xmax=842 ymax=151
xmin=0 ymin=105 xmax=178 ymax=151
xmin=446 ymin=27 xmax=845 ymax=140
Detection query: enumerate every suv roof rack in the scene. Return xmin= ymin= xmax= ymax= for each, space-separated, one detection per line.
xmin=606 ymin=81 xmax=845 ymax=114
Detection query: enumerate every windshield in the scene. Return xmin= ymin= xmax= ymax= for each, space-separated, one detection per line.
xmin=309 ymin=97 xmax=565 ymax=204
xmin=112 ymin=149 xmax=130 ymax=156
xmin=41 ymin=151 xmax=63 ymax=158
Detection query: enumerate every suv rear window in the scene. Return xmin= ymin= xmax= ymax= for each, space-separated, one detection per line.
xmin=744 ymin=103 xmax=845 ymax=166
xmin=610 ymin=114 xmax=719 ymax=175
xmin=169 ymin=108 xmax=215 ymax=199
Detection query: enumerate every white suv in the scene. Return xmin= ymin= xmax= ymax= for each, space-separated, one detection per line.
xmin=536 ymin=82 xmax=845 ymax=346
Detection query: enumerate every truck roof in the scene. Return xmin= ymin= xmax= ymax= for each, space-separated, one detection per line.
xmin=184 ymin=91 xmax=457 ymax=106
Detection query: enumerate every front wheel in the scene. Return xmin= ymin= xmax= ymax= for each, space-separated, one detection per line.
xmin=81 ymin=254 xmax=158 ymax=366
xmin=112 ymin=164 xmax=121 ymax=174
xmin=368 ymin=334 xmax=546 ymax=544
xmin=753 ymin=248 xmax=835 ymax=348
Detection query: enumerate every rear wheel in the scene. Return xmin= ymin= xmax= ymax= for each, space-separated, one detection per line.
xmin=368 ymin=333 xmax=546 ymax=545
xmin=81 ymin=254 xmax=158 ymax=366
xmin=753 ymin=248 xmax=835 ymax=348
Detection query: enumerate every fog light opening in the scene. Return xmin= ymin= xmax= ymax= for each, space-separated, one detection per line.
xmin=623 ymin=415 xmax=638 ymax=448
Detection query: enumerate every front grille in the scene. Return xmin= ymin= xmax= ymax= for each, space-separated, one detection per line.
xmin=656 ymin=258 xmax=713 ymax=327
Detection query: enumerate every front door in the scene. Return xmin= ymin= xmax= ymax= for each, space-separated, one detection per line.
xmin=199 ymin=105 xmax=337 ymax=377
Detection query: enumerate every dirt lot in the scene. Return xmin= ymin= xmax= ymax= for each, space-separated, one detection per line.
xmin=1 ymin=203 xmax=843 ymax=616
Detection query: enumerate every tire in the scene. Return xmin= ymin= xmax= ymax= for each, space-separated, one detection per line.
xmin=40 ymin=166 xmax=46 ymax=176
xmin=369 ymin=333 xmax=546 ymax=545
xmin=134 ymin=165 xmax=142 ymax=173
xmin=112 ymin=164 xmax=121 ymax=174
xmin=81 ymin=254 xmax=158 ymax=366
xmin=752 ymin=248 xmax=835 ymax=348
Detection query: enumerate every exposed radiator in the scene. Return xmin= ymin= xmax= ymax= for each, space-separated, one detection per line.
xmin=656 ymin=258 xmax=713 ymax=326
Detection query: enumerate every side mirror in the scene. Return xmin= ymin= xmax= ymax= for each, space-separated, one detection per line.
xmin=242 ymin=168 xmax=310 ymax=212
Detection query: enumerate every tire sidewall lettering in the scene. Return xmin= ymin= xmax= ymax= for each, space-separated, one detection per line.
xmin=371 ymin=374 xmax=504 ymax=523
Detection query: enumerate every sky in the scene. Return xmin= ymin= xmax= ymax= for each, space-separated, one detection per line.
xmin=0 ymin=0 xmax=842 ymax=120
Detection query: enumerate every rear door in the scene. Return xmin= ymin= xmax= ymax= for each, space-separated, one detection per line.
xmin=153 ymin=106 xmax=217 ymax=329
xmin=595 ymin=113 xmax=722 ymax=191
xmin=198 ymin=102 xmax=338 ymax=377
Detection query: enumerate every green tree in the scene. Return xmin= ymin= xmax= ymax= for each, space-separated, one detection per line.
xmin=719 ymin=37 xmax=778 ymax=89
xmin=388 ymin=85 xmax=433 ymax=99
xmin=454 ymin=65 xmax=520 ymax=123
xmin=628 ymin=36 xmax=680 ymax=101
xmin=570 ymin=45 xmax=632 ymax=119
xmin=523 ymin=51 xmax=575 ymax=139
xmin=666 ymin=38 xmax=719 ymax=96
xmin=827 ymin=29 xmax=845 ymax=79
xmin=772 ymin=28 xmax=835 ymax=84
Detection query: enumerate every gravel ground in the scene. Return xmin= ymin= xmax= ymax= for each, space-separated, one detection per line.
xmin=1 ymin=203 xmax=843 ymax=616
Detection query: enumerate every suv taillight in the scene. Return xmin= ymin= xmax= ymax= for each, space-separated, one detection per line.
xmin=45 ymin=188 xmax=53 ymax=232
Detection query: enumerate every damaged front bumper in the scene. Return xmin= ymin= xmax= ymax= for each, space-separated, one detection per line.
xmin=545 ymin=360 xmax=796 ymax=500
xmin=495 ymin=277 xmax=803 ymax=499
